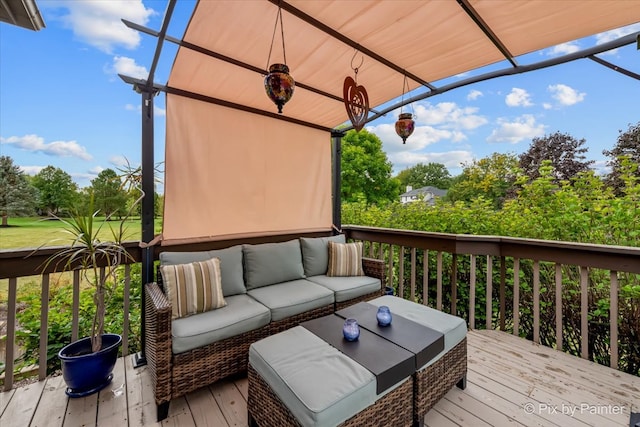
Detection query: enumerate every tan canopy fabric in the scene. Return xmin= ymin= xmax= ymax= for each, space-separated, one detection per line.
xmin=162 ymin=94 xmax=332 ymax=245
xmin=162 ymin=0 xmax=640 ymax=244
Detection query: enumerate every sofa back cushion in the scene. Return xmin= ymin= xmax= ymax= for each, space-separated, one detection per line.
xmin=327 ymin=241 xmax=365 ymax=277
xmin=160 ymin=258 xmax=227 ymax=320
xmin=243 ymin=239 xmax=305 ymax=289
xmin=300 ymin=234 xmax=346 ymax=277
xmin=159 ymin=245 xmax=246 ymax=296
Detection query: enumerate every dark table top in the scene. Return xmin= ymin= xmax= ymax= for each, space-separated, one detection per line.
xmin=301 ymin=314 xmax=415 ymax=394
xmin=336 ymin=302 xmax=445 ymax=370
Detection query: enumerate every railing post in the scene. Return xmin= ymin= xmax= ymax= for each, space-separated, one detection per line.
xmin=450 ymin=253 xmax=457 ymax=316
xmin=610 ymin=271 xmax=618 ymax=369
xmin=580 ymin=266 xmax=589 ymax=359
xmin=555 ymin=263 xmax=563 ymax=351
xmin=533 ymin=260 xmax=540 ymax=344
xmin=39 ymin=274 xmax=50 ymax=380
xmin=513 ymin=258 xmax=520 ymax=336
xmin=469 ymin=255 xmax=476 ymax=329
xmin=4 ymin=278 xmax=17 ymax=391
xmin=499 ymin=256 xmax=506 ymax=331
xmin=422 ymin=249 xmax=429 ymax=306
xmin=486 ymin=255 xmax=492 ymax=330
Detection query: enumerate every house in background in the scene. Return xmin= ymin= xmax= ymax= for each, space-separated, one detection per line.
xmin=400 ymin=185 xmax=447 ymax=205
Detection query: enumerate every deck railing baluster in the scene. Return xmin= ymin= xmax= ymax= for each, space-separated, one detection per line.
xmin=486 ymin=255 xmax=492 ymax=330
xmin=533 ymin=260 xmax=540 ymax=344
xmin=580 ymin=266 xmax=589 ymax=359
xmin=555 ymin=263 xmax=563 ymax=351
xmin=422 ymin=249 xmax=429 ymax=306
xmin=72 ymin=270 xmax=80 ymax=342
xmin=39 ymin=274 xmax=50 ymax=380
xmin=469 ymin=254 xmax=476 ymax=329
xmin=436 ymin=252 xmax=443 ymax=311
xmin=513 ymin=258 xmax=520 ymax=336
xmin=4 ymin=278 xmax=18 ymax=391
xmin=410 ymin=247 xmax=416 ymax=301
xmin=610 ymin=271 xmax=618 ymax=369
xmin=398 ymin=246 xmax=405 ymax=298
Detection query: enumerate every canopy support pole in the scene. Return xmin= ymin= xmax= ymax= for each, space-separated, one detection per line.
xmin=332 ymin=131 xmax=344 ymax=233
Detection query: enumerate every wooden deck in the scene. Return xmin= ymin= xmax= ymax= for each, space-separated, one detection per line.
xmin=2 ymin=329 xmax=639 ymax=427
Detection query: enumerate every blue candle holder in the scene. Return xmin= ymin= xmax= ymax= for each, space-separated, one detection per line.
xmin=376 ymin=306 xmax=392 ymax=326
xmin=343 ymin=318 xmax=360 ymax=341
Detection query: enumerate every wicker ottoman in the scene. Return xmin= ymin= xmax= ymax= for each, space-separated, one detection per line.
xmin=248 ymin=326 xmax=413 ymax=427
xmin=368 ymin=296 xmax=468 ymax=426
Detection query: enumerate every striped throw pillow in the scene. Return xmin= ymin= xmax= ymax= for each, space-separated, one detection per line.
xmin=160 ymin=257 xmax=227 ymax=320
xmin=327 ymin=241 xmax=365 ymax=277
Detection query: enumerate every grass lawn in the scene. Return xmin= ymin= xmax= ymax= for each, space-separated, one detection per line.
xmin=0 ymin=216 xmax=161 ymax=250
xmin=0 ymin=216 xmax=161 ymax=300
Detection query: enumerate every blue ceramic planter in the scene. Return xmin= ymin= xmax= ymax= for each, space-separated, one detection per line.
xmin=58 ymin=333 xmax=122 ymax=397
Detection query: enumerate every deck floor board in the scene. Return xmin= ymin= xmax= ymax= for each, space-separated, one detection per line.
xmin=1 ymin=330 xmax=637 ymax=426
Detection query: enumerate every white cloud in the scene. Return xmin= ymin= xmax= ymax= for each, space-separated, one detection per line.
xmin=542 ymin=103 xmax=553 ymax=110
xmin=487 ymin=115 xmax=546 ymax=144
xmin=505 ymin=88 xmax=533 ymax=107
xmin=594 ymin=23 xmax=640 ymax=45
xmin=592 ymin=23 xmax=640 ymax=55
xmin=109 ymin=156 xmax=130 ymax=168
xmin=547 ymin=42 xmax=580 ymax=56
xmin=413 ymin=102 xmax=488 ymax=130
xmin=111 ymin=56 xmax=149 ymax=80
xmin=88 ymin=166 xmax=104 ymax=175
xmin=390 ymin=150 xmax=473 ymax=174
xmin=52 ymin=0 xmax=155 ymax=53
xmin=1 ymin=134 xmax=92 ymax=161
xmin=591 ymin=159 xmax=611 ymax=176
xmin=548 ymin=84 xmax=586 ymax=106
xmin=467 ymin=90 xmax=483 ymax=101
xmin=19 ymin=165 xmax=45 ymax=176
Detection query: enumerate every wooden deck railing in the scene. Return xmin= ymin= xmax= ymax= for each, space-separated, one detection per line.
xmin=2 ymin=226 xmax=639 ymax=390
xmin=343 ymin=225 xmax=640 ymax=374
xmin=0 ymin=242 xmax=142 ymax=391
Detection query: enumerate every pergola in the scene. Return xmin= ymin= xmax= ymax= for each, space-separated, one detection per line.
xmin=120 ymin=0 xmax=640 ymax=364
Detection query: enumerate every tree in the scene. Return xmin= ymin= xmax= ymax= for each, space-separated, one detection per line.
xmin=603 ymin=122 xmax=640 ymax=194
xmin=519 ymin=131 xmax=593 ymax=182
xmin=396 ymin=162 xmax=452 ymax=190
xmin=341 ymin=129 xmax=400 ymax=204
xmin=90 ymin=169 xmax=128 ymax=218
xmin=0 ymin=156 xmax=37 ymax=226
xmin=446 ymin=152 xmax=521 ymax=209
xmin=32 ymin=166 xmax=78 ymax=216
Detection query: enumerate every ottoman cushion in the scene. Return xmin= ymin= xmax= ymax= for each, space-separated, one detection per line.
xmin=369 ymin=295 xmax=467 ymax=369
xmin=249 ymin=326 xmax=376 ymax=427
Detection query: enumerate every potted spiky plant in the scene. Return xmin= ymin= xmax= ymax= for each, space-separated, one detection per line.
xmin=40 ymin=170 xmax=142 ymax=397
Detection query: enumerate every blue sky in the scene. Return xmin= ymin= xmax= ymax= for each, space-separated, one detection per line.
xmin=1 ymin=1 xmax=639 ymax=191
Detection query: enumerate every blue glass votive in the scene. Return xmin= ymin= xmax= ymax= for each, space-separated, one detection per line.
xmin=343 ymin=318 xmax=360 ymax=341
xmin=376 ymin=306 xmax=392 ymax=326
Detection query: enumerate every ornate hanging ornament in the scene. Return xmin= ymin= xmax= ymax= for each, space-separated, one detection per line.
xmin=395 ymin=113 xmax=415 ymax=144
xmin=265 ymin=64 xmax=294 ymax=114
xmin=264 ymin=5 xmax=294 ymax=114
xmin=343 ymin=52 xmax=369 ymax=132
xmin=395 ymin=74 xmax=415 ymax=144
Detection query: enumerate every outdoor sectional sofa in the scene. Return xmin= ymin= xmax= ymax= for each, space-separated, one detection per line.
xmin=144 ymin=235 xmax=385 ymax=421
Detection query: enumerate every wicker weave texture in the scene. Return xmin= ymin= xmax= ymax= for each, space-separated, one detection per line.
xmin=145 ymin=283 xmax=173 ymax=405
xmin=413 ymin=337 xmax=467 ymax=422
xmin=248 ymin=364 xmax=413 ymax=427
xmin=362 ymin=257 xmax=386 ymax=286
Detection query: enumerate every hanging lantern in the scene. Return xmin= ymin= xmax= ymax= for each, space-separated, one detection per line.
xmin=264 ymin=5 xmax=294 ymax=114
xmin=265 ymin=63 xmax=295 ymax=114
xmin=395 ymin=113 xmax=415 ymax=144
xmin=395 ymin=74 xmax=415 ymax=143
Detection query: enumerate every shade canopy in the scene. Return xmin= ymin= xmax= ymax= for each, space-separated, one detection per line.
xmin=0 ymin=0 xmax=44 ymax=31
xmin=157 ymin=0 xmax=640 ymax=244
xmin=168 ymin=0 xmax=640 ymax=130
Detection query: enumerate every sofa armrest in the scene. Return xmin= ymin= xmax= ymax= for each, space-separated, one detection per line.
xmin=362 ymin=257 xmax=386 ymax=288
xmin=145 ymin=282 xmax=173 ymax=405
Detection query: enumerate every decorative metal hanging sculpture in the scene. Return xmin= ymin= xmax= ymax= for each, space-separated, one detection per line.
xmin=264 ymin=4 xmax=294 ymax=114
xmin=343 ymin=51 xmax=369 ymax=132
xmin=395 ymin=75 xmax=415 ymax=144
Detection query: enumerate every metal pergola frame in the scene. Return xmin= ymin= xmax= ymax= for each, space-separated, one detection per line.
xmin=121 ymin=0 xmax=639 ymax=365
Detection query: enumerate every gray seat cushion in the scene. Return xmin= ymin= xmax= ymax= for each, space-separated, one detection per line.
xmin=249 ymin=326 xmax=377 ymax=427
xmin=306 ymin=275 xmax=381 ymax=303
xmin=159 ymin=245 xmax=246 ymax=296
xmin=368 ymin=295 xmax=467 ymax=369
xmin=243 ymin=240 xmax=305 ymax=290
xmin=247 ymin=279 xmax=334 ymax=321
xmin=300 ymin=235 xmax=346 ymax=277
xmin=171 ymin=294 xmax=270 ymax=354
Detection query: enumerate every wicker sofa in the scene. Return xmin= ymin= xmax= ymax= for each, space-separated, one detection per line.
xmin=145 ymin=235 xmax=385 ymax=421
